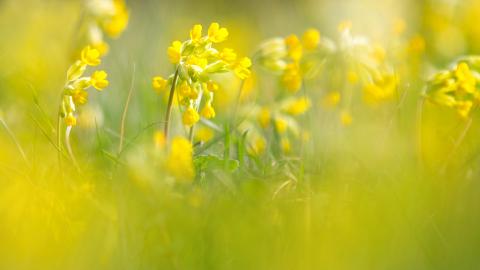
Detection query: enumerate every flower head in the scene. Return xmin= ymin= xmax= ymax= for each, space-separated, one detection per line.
xmin=190 ymin=24 xmax=203 ymax=42
xmin=90 ymin=70 xmax=109 ymax=90
xmin=167 ymin=41 xmax=182 ymax=64
xmin=81 ymin=46 xmax=101 ymax=66
xmin=208 ymin=22 xmax=229 ymax=43
xmin=201 ymin=102 xmax=216 ymax=119
xmin=302 ymin=28 xmax=320 ymax=50
xmin=152 ymin=76 xmax=168 ymax=93
xmin=183 ymin=106 xmax=200 ymax=126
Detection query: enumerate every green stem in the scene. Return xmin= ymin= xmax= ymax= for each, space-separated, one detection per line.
xmin=188 ymin=125 xmax=195 ymax=143
xmin=164 ymin=68 xmax=180 ymax=141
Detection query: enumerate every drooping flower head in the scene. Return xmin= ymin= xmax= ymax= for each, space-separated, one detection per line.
xmin=61 ymin=46 xmax=109 ymax=127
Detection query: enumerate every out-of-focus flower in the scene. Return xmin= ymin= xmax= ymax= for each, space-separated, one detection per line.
xmin=340 ymin=110 xmax=353 ymax=126
xmin=425 ymin=60 xmax=480 ymax=118
xmin=165 ymin=137 xmax=194 ymax=181
xmin=152 ymin=76 xmax=168 ymax=93
xmin=283 ymin=97 xmax=311 ymax=116
xmin=195 ymin=127 xmax=214 ymax=143
xmin=183 ymin=106 xmax=200 ymax=127
xmin=79 ymin=0 xmax=129 ymax=56
xmin=322 ymin=91 xmax=341 ymax=108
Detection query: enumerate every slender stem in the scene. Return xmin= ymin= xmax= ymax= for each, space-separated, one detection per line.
xmin=441 ymin=116 xmax=473 ymax=173
xmin=118 ymin=64 xmax=136 ymax=155
xmin=164 ymin=68 xmax=180 ymax=141
xmin=188 ymin=125 xmax=195 ymax=143
xmin=416 ymin=96 xmax=425 ymax=170
xmin=231 ymin=80 xmax=245 ymax=125
xmin=0 ymin=117 xmax=29 ymax=168
xmin=65 ymin=126 xmax=80 ymax=171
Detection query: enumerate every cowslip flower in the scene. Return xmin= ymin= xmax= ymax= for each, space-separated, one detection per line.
xmin=425 ymin=60 xmax=480 ymax=118
xmin=61 ymin=46 xmax=109 ymax=127
xmin=152 ymin=22 xmax=252 ymax=141
xmin=77 ymin=0 xmax=129 ymax=58
xmin=257 ymin=28 xmax=321 ymax=92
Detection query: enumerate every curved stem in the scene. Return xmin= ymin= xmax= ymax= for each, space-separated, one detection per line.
xmin=164 ymin=68 xmax=180 ymax=141
xmin=441 ymin=116 xmax=473 ymax=173
xmin=65 ymin=126 xmax=80 ymax=171
xmin=188 ymin=125 xmax=195 ymax=143
xmin=416 ymin=96 xmax=425 ymax=170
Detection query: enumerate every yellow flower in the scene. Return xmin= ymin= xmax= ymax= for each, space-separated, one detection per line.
xmin=65 ymin=113 xmax=77 ymax=126
xmin=257 ymin=107 xmax=271 ymax=128
xmin=285 ymin=97 xmax=311 ymax=115
xmin=249 ymin=136 xmax=266 ymax=156
xmin=206 ymin=81 xmax=219 ymax=92
xmin=208 ymin=22 xmax=229 ymax=43
xmin=72 ymin=89 xmax=88 ymax=105
xmin=201 ymin=102 xmax=216 ymax=119
xmin=90 ymin=70 xmax=109 ymax=90
xmin=274 ymin=117 xmax=288 ymax=134
xmin=92 ymin=41 xmax=110 ymax=56
xmin=456 ymin=100 xmax=473 ymax=118
xmin=178 ymin=81 xmax=192 ymax=97
xmin=186 ymin=55 xmax=208 ymax=69
xmin=347 ymin=70 xmax=359 ymax=85
xmin=322 ymin=91 xmax=341 ymax=108
xmin=455 ymin=62 xmax=476 ymax=90
xmin=302 ymin=28 xmax=320 ymax=50
xmin=233 ymin=57 xmax=252 ymax=80
xmin=102 ymin=1 xmax=129 ymax=38
xmin=363 ymin=74 xmax=396 ymax=104
xmin=152 ymin=76 xmax=168 ymax=93
xmin=281 ymin=137 xmax=291 ymax=154
xmin=408 ymin=35 xmax=425 ymax=54
xmin=167 ymin=41 xmax=182 ymax=64
xmin=195 ymin=127 xmax=214 ymax=142
xmin=190 ymin=24 xmax=203 ymax=42
xmin=282 ymin=63 xmax=302 ymax=92
xmin=219 ymin=48 xmax=237 ymax=63
xmin=392 ymin=18 xmax=406 ymax=36
xmin=166 ymin=137 xmax=194 ymax=181
xmin=81 ymin=46 xmax=101 ymax=66
xmin=340 ymin=111 xmax=353 ymax=126
xmin=182 ymin=106 xmax=200 ymax=126
xmin=153 ymin=130 xmax=166 ymax=149
xmin=372 ymin=44 xmax=386 ymax=63
xmin=285 ymin=34 xmax=303 ymax=61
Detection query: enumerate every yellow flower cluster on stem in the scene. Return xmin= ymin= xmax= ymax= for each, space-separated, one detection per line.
xmin=152 ymin=22 xmax=252 ymax=142
xmin=62 ymin=46 xmax=109 ymax=128
xmin=426 ymin=61 xmax=480 ymax=118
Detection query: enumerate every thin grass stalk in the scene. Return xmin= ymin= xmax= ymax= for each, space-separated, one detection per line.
xmin=163 ymin=68 xmax=180 ymax=142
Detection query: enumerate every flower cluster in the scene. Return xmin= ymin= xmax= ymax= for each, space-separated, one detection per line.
xmin=310 ymin=22 xmax=398 ymax=125
xmin=81 ymin=0 xmax=129 ymax=55
xmin=61 ymin=46 xmax=109 ymax=126
xmin=257 ymin=28 xmax=321 ymax=92
xmin=152 ymin=22 xmax=252 ymax=129
xmin=242 ymin=29 xmax=320 ymax=155
xmin=426 ymin=60 xmax=480 ymax=118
